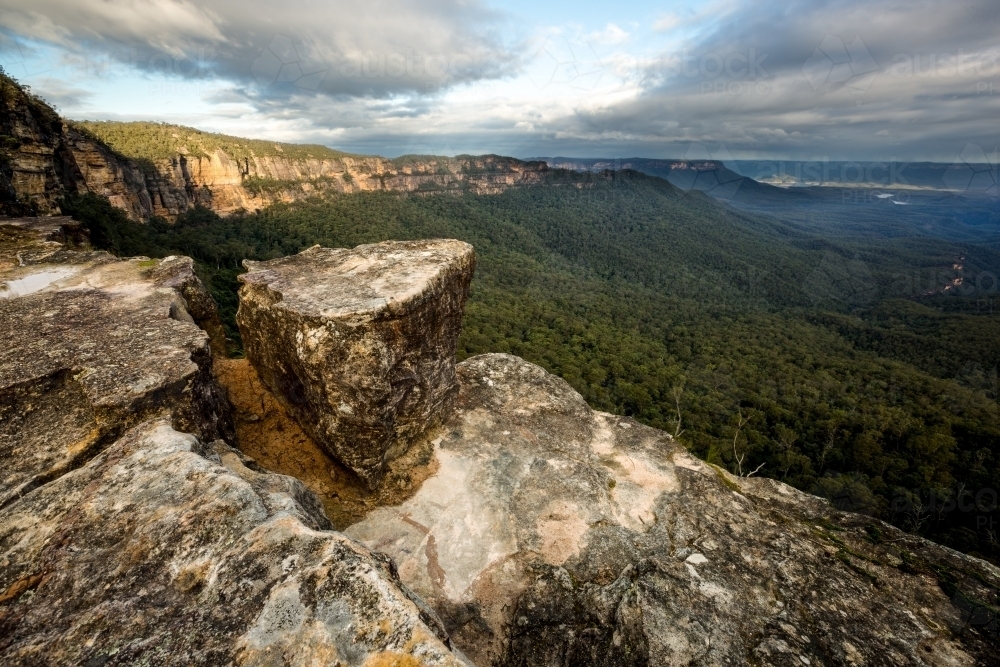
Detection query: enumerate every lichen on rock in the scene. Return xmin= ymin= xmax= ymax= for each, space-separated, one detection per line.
xmin=237 ymin=240 xmax=476 ymax=489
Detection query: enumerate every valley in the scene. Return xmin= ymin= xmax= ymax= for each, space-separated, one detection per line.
xmin=60 ymin=166 xmax=1000 ymax=565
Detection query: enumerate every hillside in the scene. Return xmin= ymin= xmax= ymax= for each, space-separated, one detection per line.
xmin=73 ymin=120 xmax=357 ymax=164
xmin=541 ymin=156 xmax=1000 ymax=245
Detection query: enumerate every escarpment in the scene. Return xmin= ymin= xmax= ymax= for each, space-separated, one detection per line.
xmin=2 ymin=219 xmax=999 ymax=666
xmin=1 ymin=74 xmax=548 ymax=220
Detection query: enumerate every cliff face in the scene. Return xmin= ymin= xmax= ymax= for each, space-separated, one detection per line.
xmin=0 ymin=78 xmax=153 ymax=219
xmin=124 ymin=151 xmax=549 ymax=218
xmin=0 ymin=75 xmax=548 ymax=220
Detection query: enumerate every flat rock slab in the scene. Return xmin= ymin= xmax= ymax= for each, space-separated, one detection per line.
xmin=346 ymin=354 xmax=1000 ymax=666
xmin=238 ymin=240 xmax=475 ymax=488
xmin=0 ymin=418 xmax=470 ymax=666
xmin=0 ymin=230 xmax=231 ymax=509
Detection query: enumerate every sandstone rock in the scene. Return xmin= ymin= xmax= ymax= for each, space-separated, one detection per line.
xmin=346 ymin=354 xmax=1000 ymax=666
xmin=0 ymin=417 xmax=471 ymax=666
xmin=214 ymin=357 xmax=444 ymax=531
xmin=0 ymin=222 xmax=471 ymax=666
xmin=0 ymin=224 xmax=232 ymax=509
xmin=237 ymin=240 xmax=476 ymax=489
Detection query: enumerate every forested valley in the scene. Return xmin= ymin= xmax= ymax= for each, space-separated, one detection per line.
xmin=62 ymin=169 xmax=1000 ymax=564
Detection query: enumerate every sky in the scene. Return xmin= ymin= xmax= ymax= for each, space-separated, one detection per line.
xmin=0 ymin=0 xmax=997 ymax=162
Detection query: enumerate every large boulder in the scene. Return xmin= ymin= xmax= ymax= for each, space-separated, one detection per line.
xmin=346 ymin=354 xmax=1000 ymax=666
xmin=0 ymin=219 xmax=471 ymax=666
xmin=237 ymin=240 xmax=476 ymax=488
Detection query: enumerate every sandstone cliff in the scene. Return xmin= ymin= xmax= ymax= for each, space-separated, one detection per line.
xmin=1 ymin=74 xmax=549 ymax=220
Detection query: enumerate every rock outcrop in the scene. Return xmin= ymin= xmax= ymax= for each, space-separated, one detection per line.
xmin=345 ymin=354 xmax=1000 ymax=666
xmin=4 ymin=217 xmax=1000 ymax=666
xmin=0 ymin=219 xmax=471 ymax=666
xmin=237 ymin=241 xmax=476 ymax=488
xmin=0 ymin=418 xmax=470 ymax=666
xmin=0 ymin=223 xmax=231 ymax=507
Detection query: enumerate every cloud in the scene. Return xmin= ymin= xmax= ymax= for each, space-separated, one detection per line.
xmin=586 ymin=23 xmax=629 ymax=46
xmin=0 ymin=0 xmax=522 ymax=97
xmin=1 ymin=0 xmax=226 ymax=54
xmin=0 ymin=0 xmax=996 ymax=161
xmin=652 ymin=14 xmax=681 ymax=33
xmin=29 ymin=79 xmax=92 ymax=108
xmin=534 ymin=0 xmax=1000 ymax=160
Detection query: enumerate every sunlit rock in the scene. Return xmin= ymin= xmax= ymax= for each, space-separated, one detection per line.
xmin=237 ymin=240 xmax=476 ymax=488
xmin=0 ymin=220 xmax=470 ymax=666
xmin=346 ymin=353 xmax=1000 ymax=666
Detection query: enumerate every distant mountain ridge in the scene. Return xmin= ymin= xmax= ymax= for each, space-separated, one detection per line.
xmin=534 ymin=156 xmax=996 ymax=193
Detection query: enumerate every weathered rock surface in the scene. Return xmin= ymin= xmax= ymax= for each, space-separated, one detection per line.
xmin=0 ymin=417 xmax=470 ymax=666
xmin=346 ymin=354 xmax=1000 ymax=666
xmin=238 ymin=241 xmax=476 ymax=489
xmin=0 ymin=222 xmax=232 ymax=508
xmin=0 ymin=221 xmax=472 ymax=666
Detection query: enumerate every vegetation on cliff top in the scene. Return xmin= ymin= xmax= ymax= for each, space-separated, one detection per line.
xmin=61 ymin=172 xmax=1000 ymax=565
xmin=72 ymin=120 xmax=360 ymax=165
